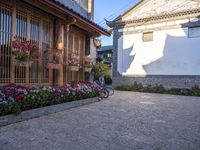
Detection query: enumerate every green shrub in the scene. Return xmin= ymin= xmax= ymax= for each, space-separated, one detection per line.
xmin=0 ymin=102 xmax=21 ymax=116
xmin=189 ymin=86 xmax=200 ymax=96
xmin=105 ymin=76 xmax=112 ymax=85
xmin=115 ymin=82 xmax=200 ymax=97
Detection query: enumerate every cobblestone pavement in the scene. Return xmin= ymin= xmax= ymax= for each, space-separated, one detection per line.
xmin=0 ymin=91 xmax=200 ymax=150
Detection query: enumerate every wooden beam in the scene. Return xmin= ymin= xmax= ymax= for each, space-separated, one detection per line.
xmin=55 ymin=19 xmax=64 ymax=86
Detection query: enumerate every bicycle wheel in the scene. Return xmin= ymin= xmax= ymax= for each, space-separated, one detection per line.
xmin=106 ymin=86 xmax=114 ymax=96
xmin=99 ymin=88 xmax=109 ymax=99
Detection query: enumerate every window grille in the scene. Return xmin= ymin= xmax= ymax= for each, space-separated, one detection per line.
xmin=14 ymin=9 xmax=27 ymax=83
xmin=41 ymin=20 xmax=51 ymax=83
xmin=29 ymin=16 xmax=40 ymax=83
xmin=188 ymin=26 xmax=200 ymax=38
xmin=0 ymin=3 xmax=12 ymax=83
xmin=143 ymin=32 xmax=153 ymax=42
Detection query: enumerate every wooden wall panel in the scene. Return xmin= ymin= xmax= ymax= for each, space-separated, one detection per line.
xmin=0 ymin=0 xmax=88 ymax=85
xmin=64 ymin=26 xmax=86 ymax=83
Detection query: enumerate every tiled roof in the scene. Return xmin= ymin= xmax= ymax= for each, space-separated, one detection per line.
xmin=46 ymin=0 xmax=110 ymax=36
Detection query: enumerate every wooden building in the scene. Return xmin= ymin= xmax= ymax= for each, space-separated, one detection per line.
xmin=0 ymin=0 xmax=110 ymax=86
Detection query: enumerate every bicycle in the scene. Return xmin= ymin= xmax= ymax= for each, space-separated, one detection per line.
xmin=98 ymin=86 xmax=109 ymax=99
xmin=104 ymin=85 xmax=114 ymax=96
xmin=95 ymin=81 xmax=114 ymax=98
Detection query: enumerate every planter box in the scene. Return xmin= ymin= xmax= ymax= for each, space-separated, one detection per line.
xmin=12 ymin=59 xmax=33 ymax=67
xmin=84 ymin=67 xmax=92 ymax=72
xmin=69 ymin=65 xmax=79 ymax=71
xmin=46 ymin=63 xmax=61 ymax=69
xmin=0 ymin=97 xmax=98 ymax=127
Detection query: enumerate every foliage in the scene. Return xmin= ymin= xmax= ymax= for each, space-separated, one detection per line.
xmin=104 ymin=76 xmax=112 ymax=85
xmin=115 ymin=82 xmax=200 ymax=96
xmin=0 ymin=82 xmax=100 ymax=116
xmin=92 ymin=61 xmax=111 ymax=79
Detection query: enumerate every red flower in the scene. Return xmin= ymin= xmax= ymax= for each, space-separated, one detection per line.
xmin=16 ymin=95 xmax=24 ymax=101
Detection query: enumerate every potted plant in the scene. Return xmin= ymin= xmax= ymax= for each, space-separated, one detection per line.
xmin=84 ymin=55 xmax=93 ymax=72
xmin=67 ymin=52 xmax=80 ymax=72
xmin=11 ymin=36 xmax=39 ymax=67
xmin=45 ymin=48 xmax=62 ymax=70
xmin=45 ymin=48 xmax=62 ymax=57
xmin=46 ymin=61 xmax=61 ymax=70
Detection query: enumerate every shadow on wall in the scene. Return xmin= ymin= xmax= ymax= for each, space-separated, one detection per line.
xmin=122 ymin=44 xmax=135 ymax=73
xmin=143 ymin=34 xmax=188 ymax=74
xmin=142 ymin=16 xmax=200 ymax=75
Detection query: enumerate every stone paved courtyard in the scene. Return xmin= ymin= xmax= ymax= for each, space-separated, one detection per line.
xmin=0 ymin=91 xmax=200 ymax=150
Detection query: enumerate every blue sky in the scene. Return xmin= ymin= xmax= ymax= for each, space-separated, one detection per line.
xmin=94 ymin=0 xmax=138 ymax=46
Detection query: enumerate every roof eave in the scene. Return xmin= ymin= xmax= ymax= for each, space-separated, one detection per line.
xmin=40 ymin=0 xmax=111 ymax=36
xmin=108 ymin=0 xmax=145 ymax=27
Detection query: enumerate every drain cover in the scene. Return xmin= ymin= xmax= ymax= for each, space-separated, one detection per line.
xmin=153 ymin=120 xmax=166 ymax=123
xmin=141 ymin=96 xmax=152 ymax=99
xmin=140 ymin=101 xmax=155 ymax=105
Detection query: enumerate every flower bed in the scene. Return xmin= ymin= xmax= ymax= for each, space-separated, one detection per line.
xmin=0 ymin=82 xmax=101 ymax=116
xmin=115 ymin=82 xmax=200 ymax=96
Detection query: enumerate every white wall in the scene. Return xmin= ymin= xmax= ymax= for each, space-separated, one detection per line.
xmin=118 ymin=27 xmax=200 ymax=76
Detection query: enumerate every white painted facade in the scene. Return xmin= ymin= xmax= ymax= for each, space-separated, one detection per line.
xmin=115 ymin=0 xmax=200 ymax=77
xmin=118 ymin=26 xmax=200 ymax=76
xmin=123 ymin=0 xmax=200 ymax=21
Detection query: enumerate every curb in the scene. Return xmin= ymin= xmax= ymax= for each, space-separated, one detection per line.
xmin=0 ymin=97 xmax=99 ymax=128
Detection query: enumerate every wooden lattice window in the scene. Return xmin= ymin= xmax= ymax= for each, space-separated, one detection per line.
xmin=41 ymin=20 xmax=51 ymax=83
xmin=79 ymin=34 xmax=85 ymax=81
xmin=67 ymin=30 xmax=74 ymax=82
xmin=29 ymin=15 xmax=39 ymax=83
xmin=14 ymin=9 xmax=27 ymax=83
xmin=73 ymin=32 xmax=79 ymax=81
xmin=0 ymin=3 xmax=12 ymax=83
xmin=65 ymin=27 xmax=86 ymax=82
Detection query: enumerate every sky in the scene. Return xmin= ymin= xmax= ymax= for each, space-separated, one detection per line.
xmin=94 ymin=0 xmax=138 ymax=46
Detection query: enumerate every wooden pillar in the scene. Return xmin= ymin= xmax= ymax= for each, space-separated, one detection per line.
xmin=55 ymin=19 xmax=64 ymax=86
xmin=38 ymin=19 xmax=43 ymax=85
xmin=49 ymin=22 xmax=54 ymax=85
xmin=11 ymin=3 xmax=16 ymax=83
xmin=26 ymin=10 xmax=31 ymax=84
xmin=65 ymin=24 xmax=70 ymax=83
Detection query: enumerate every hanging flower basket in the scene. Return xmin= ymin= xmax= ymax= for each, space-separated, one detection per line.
xmin=12 ymin=59 xmax=33 ymax=67
xmin=67 ymin=52 xmax=80 ymax=72
xmin=46 ymin=63 xmax=61 ymax=70
xmin=69 ymin=65 xmax=79 ymax=72
xmin=84 ymin=55 xmax=93 ymax=72
xmin=45 ymin=48 xmax=62 ymax=57
xmin=84 ymin=67 xmax=92 ymax=72
xmin=11 ymin=35 xmax=39 ymax=67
